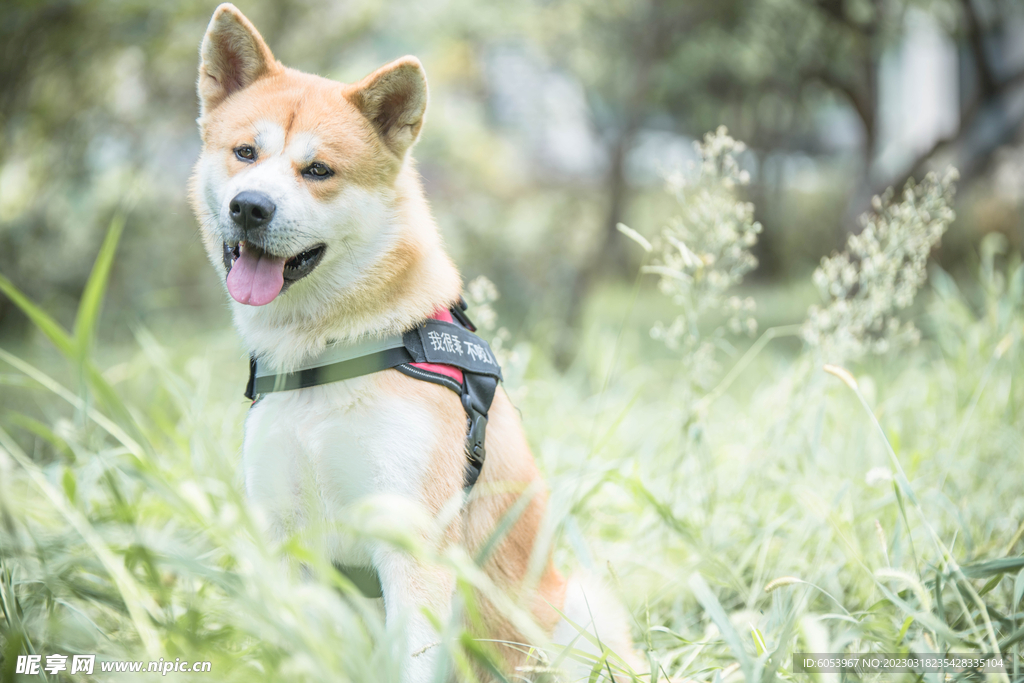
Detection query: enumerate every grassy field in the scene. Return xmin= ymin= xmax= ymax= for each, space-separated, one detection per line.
xmin=1 ymin=136 xmax=1023 ymax=682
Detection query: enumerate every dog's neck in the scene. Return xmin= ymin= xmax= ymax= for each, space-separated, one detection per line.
xmin=230 ymin=168 xmax=462 ymax=372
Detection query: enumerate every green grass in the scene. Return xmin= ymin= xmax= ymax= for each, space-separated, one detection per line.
xmin=1 ymin=217 xmax=1023 ymax=682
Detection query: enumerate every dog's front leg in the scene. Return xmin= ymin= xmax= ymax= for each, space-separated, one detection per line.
xmin=374 ymin=547 xmax=456 ymax=683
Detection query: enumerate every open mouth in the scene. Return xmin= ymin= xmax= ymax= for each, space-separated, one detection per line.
xmin=222 ymin=241 xmax=326 ymax=306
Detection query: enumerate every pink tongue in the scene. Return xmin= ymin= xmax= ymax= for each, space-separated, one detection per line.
xmin=226 ymin=244 xmax=286 ymax=306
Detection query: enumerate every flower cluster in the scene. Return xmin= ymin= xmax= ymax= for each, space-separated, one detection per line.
xmin=463 ymin=274 xmax=513 ymax=364
xmin=802 ymin=168 xmax=958 ymax=361
xmin=641 ymin=127 xmax=762 ymax=355
xmin=464 ymin=275 xmax=499 ymax=332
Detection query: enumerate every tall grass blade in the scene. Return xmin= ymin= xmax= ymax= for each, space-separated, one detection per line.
xmin=74 ymin=212 xmax=125 ymax=357
xmin=688 ymin=572 xmax=752 ymax=682
xmin=474 ymin=482 xmax=540 ymax=566
xmin=0 ymin=273 xmax=75 ymax=357
xmin=0 ymin=348 xmax=144 ymax=459
xmin=959 ymin=557 xmax=1024 ymax=579
xmin=0 ymin=426 xmax=163 ymax=659
xmin=0 ymin=217 xmax=146 ymax=450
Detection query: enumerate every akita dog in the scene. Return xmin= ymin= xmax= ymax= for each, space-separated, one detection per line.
xmin=190 ymin=5 xmax=642 ymax=681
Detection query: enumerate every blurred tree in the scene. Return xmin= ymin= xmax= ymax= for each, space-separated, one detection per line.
xmin=523 ymin=0 xmax=1024 ymax=323
xmin=726 ymin=0 xmax=1024 ymax=227
xmin=536 ymin=0 xmax=741 ymax=276
xmin=1 ymin=0 xmax=1022 ymax=364
xmin=2 ymin=0 xmax=133 ymax=329
xmin=0 ymin=0 xmax=373 ymax=335
xmin=506 ymin=0 xmax=747 ymax=362
xmin=884 ymin=0 xmax=1024 ymax=194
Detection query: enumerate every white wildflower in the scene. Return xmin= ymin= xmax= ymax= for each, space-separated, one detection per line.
xmin=462 ymin=275 xmax=520 ymax=368
xmin=464 ymin=275 xmax=499 ymax=332
xmin=635 ymin=127 xmax=761 ymax=353
xmin=803 ymin=168 xmax=958 ymax=363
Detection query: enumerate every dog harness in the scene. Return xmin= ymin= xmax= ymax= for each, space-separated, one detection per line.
xmin=243 ymin=301 xmax=502 ymax=599
xmin=244 ymin=299 xmax=502 ymax=491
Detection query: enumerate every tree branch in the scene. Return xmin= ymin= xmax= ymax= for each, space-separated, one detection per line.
xmin=873 ymin=66 xmax=1024 ymax=196
xmin=958 ymin=0 xmax=997 ymax=98
xmin=806 ymin=67 xmax=875 ymax=142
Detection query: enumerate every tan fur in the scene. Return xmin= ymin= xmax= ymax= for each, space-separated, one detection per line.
xmin=198 ymin=69 xmax=401 ymax=190
xmin=198 ymin=5 xmax=278 ymax=117
xmin=191 ymin=5 xmax=644 ymax=681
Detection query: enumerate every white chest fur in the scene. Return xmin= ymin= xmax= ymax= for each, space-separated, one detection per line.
xmin=241 ymin=373 xmax=439 ymax=567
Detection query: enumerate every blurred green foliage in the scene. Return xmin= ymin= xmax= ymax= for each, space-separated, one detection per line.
xmin=2 ymin=0 xmax=1023 ymax=347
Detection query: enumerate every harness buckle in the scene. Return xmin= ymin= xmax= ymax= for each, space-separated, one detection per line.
xmin=463 ymin=403 xmax=488 ymax=489
xmin=451 ymin=297 xmax=477 ymax=332
xmin=466 ymin=410 xmax=487 ymax=463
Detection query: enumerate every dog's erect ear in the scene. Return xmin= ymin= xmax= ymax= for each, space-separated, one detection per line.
xmin=347 ymin=57 xmax=428 ymax=158
xmin=197 ymin=4 xmax=277 ymax=116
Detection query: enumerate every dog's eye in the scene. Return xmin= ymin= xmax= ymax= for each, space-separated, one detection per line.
xmin=234 ymin=145 xmax=256 ymax=162
xmin=303 ymin=162 xmax=333 ymax=179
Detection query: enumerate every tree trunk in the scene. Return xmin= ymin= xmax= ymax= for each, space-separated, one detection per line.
xmin=552 ymin=122 xmax=640 ymax=369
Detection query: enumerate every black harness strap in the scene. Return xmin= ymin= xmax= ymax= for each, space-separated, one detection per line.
xmin=250 ymin=345 xmax=414 ymax=396
xmin=244 ymin=306 xmax=501 ymax=491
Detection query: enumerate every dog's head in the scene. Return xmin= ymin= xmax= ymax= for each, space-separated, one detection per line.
xmin=190 ymin=4 xmax=434 ymax=315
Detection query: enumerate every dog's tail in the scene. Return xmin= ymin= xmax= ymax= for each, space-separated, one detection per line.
xmin=550 ymin=572 xmax=650 ymax=682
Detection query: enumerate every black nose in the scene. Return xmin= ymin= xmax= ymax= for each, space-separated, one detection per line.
xmin=229 ymin=191 xmax=276 ymax=232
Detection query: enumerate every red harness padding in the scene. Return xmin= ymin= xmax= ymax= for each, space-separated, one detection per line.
xmin=408 ymin=308 xmax=464 ymax=385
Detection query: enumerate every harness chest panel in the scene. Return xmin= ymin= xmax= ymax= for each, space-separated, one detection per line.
xmin=404 ymin=320 xmax=502 ymax=379
xmin=245 ymin=304 xmax=501 ymax=490
xmin=242 ymin=303 xmax=501 ymax=600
